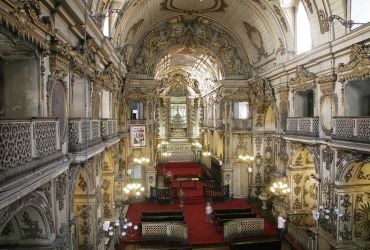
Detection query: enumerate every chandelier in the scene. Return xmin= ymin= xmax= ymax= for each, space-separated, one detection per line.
xmin=162 ymin=152 xmax=172 ymax=157
xmin=269 ymin=181 xmax=291 ymax=196
xmin=123 ymin=183 xmax=145 ymax=198
xmin=202 ymin=151 xmax=211 ymax=156
xmin=238 ymin=154 xmax=254 ymax=162
xmin=133 ymin=156 xmax=149 ymax=164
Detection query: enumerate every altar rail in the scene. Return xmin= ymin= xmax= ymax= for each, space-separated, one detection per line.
xmin=333 ymin=117 xmax=370 ymax=143
xmin=0 ymin=118 xmax=60 ymax=180
xmin=224 ymin=218 xmax=264 ymax=241
xmin=286 ymin=117 xmax=319 ymax=137
xmin=203 ymin=185 xmax=230 ymax=202
xmin=69 ymin=118 xmax=101 ymax=151
xmin=149 ymin=187 xmax=177 ymax=204
xmin=141 ymin=222 xmax=188 ymax=242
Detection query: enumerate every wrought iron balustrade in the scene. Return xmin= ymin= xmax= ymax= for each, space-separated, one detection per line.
xmin=286 ymin=219 xmax=314 ymax=250
xmin=286 ymin=117 xmax=319 ymax=137
xmin=69 ymin=118 xmax=101 ymax=151
xmin=101 ymin=119 xmax=118 ymax=140
xmin=129 ymin=119 xmax=146 ymax=125
xmin=232 ymin=119 xmax=252 ymax=130
xmin=333 ymin=117 xmax=370 ymax=143
xmin=0 ymin=118 xmax=60 ymax=179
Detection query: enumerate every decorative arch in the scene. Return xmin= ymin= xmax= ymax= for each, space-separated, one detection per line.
xmin=130 ymin=15 xmax=250 ymax=79
xmin=336 ymin=152 xmax=369 ymax=183
xmin=0 ymin=190 xmax=55 ymax=243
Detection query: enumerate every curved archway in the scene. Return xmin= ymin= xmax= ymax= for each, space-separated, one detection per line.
xmin=0 ymin=206 xmax=52 ymax=246
xmin=129 ymin=15 xmax=250 ymax=79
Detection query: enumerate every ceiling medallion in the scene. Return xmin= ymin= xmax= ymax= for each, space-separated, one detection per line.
xmin=160 ymin=0 xmax=228 ymax=14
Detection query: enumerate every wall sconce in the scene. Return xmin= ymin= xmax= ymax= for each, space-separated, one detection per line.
xmin=328 ymin=15 xmax=366 ymax=28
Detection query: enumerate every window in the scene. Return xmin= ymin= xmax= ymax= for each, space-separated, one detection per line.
xmin=294 ymin=90 xmax=314 ymax=117
xmin=233 ymin=102 xmax=250 ymax=119
xmin=102 ymin=90 xmax=111 ymax=118
xmin=350 ymin=0 xmax=370 ymax=29
xmin=296 ymin=1 xmax=312 ymax=54
xmin=129 ymin=101 xmax=144 ymax=120
xmin=103 ymin=14 xmax=109 ymax=37
xmin=345 ymin=79 xmax=370 ymax=116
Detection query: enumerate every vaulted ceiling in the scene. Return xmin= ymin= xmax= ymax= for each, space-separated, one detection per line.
xmin=107 ymin=0 xmax=292 ymax=66
xmin=91 ymin=0 xmax=338 ymax=86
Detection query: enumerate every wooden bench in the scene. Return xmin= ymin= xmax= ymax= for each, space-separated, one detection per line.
xmin=215 ymin=213 xmax=257 ymax=229
xmin=142 ymin=210 xmax=183 ymax=217
xmin=230 ymin=236 xmax=281 ymax=250
xmin=213 ymin=208 xmax=252 ymax=214
xmin=141 ymin=215 xmax=185 ymax=222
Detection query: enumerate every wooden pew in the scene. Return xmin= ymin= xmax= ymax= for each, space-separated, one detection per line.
xmin=215 ymin=213 xmax=257 ymax=230
xmin=142 ymin=210 xmax=183 ymax=217
xmin=141 ymin=215 xmax=185 ymax=222
xmin=213 ymin=208 xmax=252 ymax=214
xmin=215 ymin=212 xmax=256 ymax=220
xmin=230 ymin=236 xmax=281 ymax=250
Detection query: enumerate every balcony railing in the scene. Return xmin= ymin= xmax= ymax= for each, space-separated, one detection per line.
xmin=69 ymin=118 xmax=101 ymax=151
xmin=286 ymin=117 xmax=319 ymax=137
xmin=129 ymin=119 xmax=146 ymax=125
xmin=0 ymin=118 xmax=60 ymax=180
xmin=333 ymin=117 xmax=370 ymax=143
xmin=101 ymin=119 xmax=117 ymax=140
xmin=232 ymin=119 xmax=252 ymax=130
xmin=286 ymin=221 xmax=314 ymax=250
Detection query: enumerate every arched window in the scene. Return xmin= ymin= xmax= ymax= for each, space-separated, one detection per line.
xmin=350 ymin=0 xmax=370 ymax=29
xmin=296 ymin=1 xmax=312 ymax=54
xmin=103 ymin=14 xmax=109 ymax=37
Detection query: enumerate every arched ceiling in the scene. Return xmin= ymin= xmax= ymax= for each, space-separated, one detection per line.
xmin=106 ymin=0 xmax=293 ymax=67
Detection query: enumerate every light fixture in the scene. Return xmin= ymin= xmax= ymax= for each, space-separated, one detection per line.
xmin=123 ymin=182 xmax=145 ymax=199
xmin=269 ymin=181 xmax=291 ymax=197
xmin=238 ymin=154 xmax=254 ymax=162
xmin=133 ymin=156 xmax=150 ymax=164
xmin=162 ymin=152 xmax=172 ymax=157
xmin=192 ymin=142 xmax=202 ymax=148
xmin=328 ymin=15 xmax=366 ymax=28
xmin=202 ymin=151 xmax=211 ymax=156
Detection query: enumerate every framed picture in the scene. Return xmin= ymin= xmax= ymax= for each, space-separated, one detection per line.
xmin=131 ymin=125 xmax=146 ymax=147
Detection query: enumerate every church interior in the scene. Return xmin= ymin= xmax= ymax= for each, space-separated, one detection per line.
xmin=0 ymin=0 xmax=370 ymax=249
